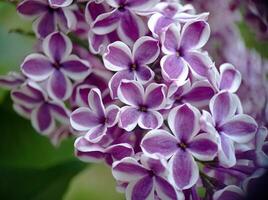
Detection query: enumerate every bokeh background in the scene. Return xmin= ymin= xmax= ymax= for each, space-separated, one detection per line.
xmin=0 ymin=2 xmax=124 ymax=200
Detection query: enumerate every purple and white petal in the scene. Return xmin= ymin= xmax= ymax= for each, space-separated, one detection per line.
xmin=33 ymin=12 xmax=56 ymax=38
xmin=117 ymin=80 xmax=144 ymax=106
xmin=47 ymin=70 xmax=72 ymax=101
xmin=103 ymin=41 xmax=132 ymax=71
xmin=70 ymin=107 xmax=100 ymax=131
xmin=117 ymin=10 xmax=146 ymax=46
xmin=119 ymin=106 xmax=140 ymax=131
xmin=21 ymin=53 xmax=54 ymax=81
xmin=220 ymin=114 xmax=257 ymax=143
xmin=138 ymin=110 xmax=163 ymax=130
xmin=112 ymin=157 xmax=148 ymax=182
xmin=161 ymin=24 xmax=180 ymax=54
xmin=127 ymin=0 xmax=159 ymax=12
xmin=148 ymin=13 xmax=174 ymax=37
xmin=133 ymin=36 xmax=160 ymax=65
xmin=168 ymin=149 xmax=199 ymax=190
xmin=141 ymin=129 xmax=178 ymax=159
xmin=161 ymin=55 xmax=189 ymax=85
xmin=48 ymin=0 xmax=73 ymax=8
xmin=31 ymin=103 xmax=55 ymax=135
xmin=144 ymin=83 xmax=166 ymax=110
xmin=87 ymin=88 xmax=105 ymax=118
xmin=0 ymin=72 xmax=25 ymax=89
xmin=180 ymin=20 xmax=210 ymax=50
xmin=106 ymin=105 xmax=120 ymax=127
xmin=85 ymin=124 xmax=107 ymax=142
xmin=135 ymin=65 xmax=154 ymax=84
xmin=92 ymin=9 xmax=120 ymax=35
xmin=219 ymin=63 xmax=242 ymax=93
xmin=61 ymin=55 xmax=91 ymax=80
xmin=106 ymin=143 xmax=134 ymax=161
xmin=109 ymin=70 xmax=135 ymax=99
xmin=43 ymin=32 xmax=72 ymax=62
xmin=209 ymin=91 xmax=238 ymax=125
xmin=17 ymin=0 xmax=47 ymax=17
xmin=188 ymin=133 xmax=218 ymax=161
xmin=213 ymin=185 xmax=244 ymax=200
xmin=168 ymin=104 xmax=201 ymax=142
xmin=218 ymin=134 xmax=236 ymax=167
xmin=49 ymin=102 xmax=70 ymax=123
xmin=125 ymin=175 xmax=154 ymax=200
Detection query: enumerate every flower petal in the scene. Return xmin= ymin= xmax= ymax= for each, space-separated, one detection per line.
xmin=188 ymin=133 xmax=218 ymax=161
xmin=43 ymin=32 xmax=72 ymax=62
xmin=31 ymin=103 xmax=55 ymax=135
xmin=85 ymin=125 xmax=107 ymax=143
xmin=161 ymin=24 xmax=180 ymax=54
xmin=126 ymin=175 xmax=154 ymax=200
xmin=117 ymin=11 xmax=146 ymax=46
xmin=213 ymin=185 xmax=244 ymax=200
xmin=109 ymin=70 xmax=134 ymax=99
xmin=133 ymin=36 xmax=160 ymax=65
xmin=209 ymin=91 xmax=237 ymax=125
xmin=118 ymin=80 xmax=143 ymax=106
xmin=161 ymin=55 xmax=189 ymax=85
xmin=127 ymin=0 xmax=158 ymax=12
xmin=220 ymin=114 xmax=257 ymax=143
xmin=103 ymin=41 xmax=132 ymax=71
xmin=144 ymin=83 xmax=166 ymax=110
xmin=218 ymin=134 xmax=236 ymax=167
xmin=168 ymin=149 xmax=199 ymax=190
xmin=21 ymin=53 xmax=53 ymax=81
xmin=61 ymin=55 xmax=91 ymax=80
xmin=105 ymin=143 xmax=134 ymax=161
xmin=168 ymin=104 xmax=201 ymax=142
xmin=33 ymin=12 xmax=56 ymax=38
xmin=17 ymin=0 xmax=47 ymax=17
xmin=70 ymin=107 xmax=100 ymax=131
xmin=219 ymin=63 xmax=241 ymax=93
xmin=141 ymin=129 xmax=178 ymax=159
xmin=119 ymin=106 xmax=140 ymax=131
xmin=112 ymin=157 xmax=148 ymax=182
xmin=92 ymin=9 xmax=120 ymax=35
xmin=106 ymin=105 xmax=120 ymax=127
xmin=135 ymin=65 xmax=154 ymax=84
xmin=47 ymin=70 xmax=72 ymax=101
xmin=180 ymin=20 xmax=210 ymax=50
xmin=48 ymin=0 xmax=72 ymax=8
xmin=148 ymin=13 xmax=173 ymax=36
xmin=138 ymin=110 xmax=163 ymax=130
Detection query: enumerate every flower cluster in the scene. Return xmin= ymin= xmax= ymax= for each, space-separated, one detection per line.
xmin=0 ymin=0 xmax=267 ymax=199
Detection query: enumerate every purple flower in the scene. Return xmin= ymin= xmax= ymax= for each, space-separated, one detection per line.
xmin=103 ymin=36 xmax=160 ymax=98
xmin=141 ymin=103 xmax=218 ymax=189
xmin=160 ymin=20 xmax=212 ymax=84
xmin=201 ymin=91 xmax=258 ymax=167
xmin=75 ymin=136 xmax=134 ymax=165
xmin=11 ymin=81 xmax=70 ymax=134
xmin=118 ymin=80 xmax=167 ymax=131
xmin=21 ymin=32 xmax=91 ymax=101
xmin=148 ymin=2 xmax=208 ymax=37
xmin=70 ymin=88 xmax=120 ymax=142
xmin=0 ymin=72 xmax=26 ymax=89
xmin=91 ymin=0 xmax=157 ymax=45
xmin=17 ymin=0 xmax=77 ymax=38
xmin=112 ymin=155 xmax=184 ymax=200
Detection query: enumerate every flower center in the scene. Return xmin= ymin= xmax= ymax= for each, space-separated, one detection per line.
xmin=177 ymin=142 xmax=187 ymax=150
xmin=176 ymin=48 xmax=184 ymax=57
xmin=130 ymin=63 xmax=137 ymax=71
xmin=53 ymin=62 xmax=61 ymax=70
xmin=139 ymin=105 xmax=148 ymax=112
xmin=118 ymin=4 xmax=126 ymax=12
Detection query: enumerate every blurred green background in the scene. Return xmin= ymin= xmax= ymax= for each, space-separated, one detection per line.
xmin=0 ymin=2 xmax=123 ymax=200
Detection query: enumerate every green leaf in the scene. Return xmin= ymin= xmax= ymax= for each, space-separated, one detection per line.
xmin=0 ymin=160 xmax=86 ymax=200
xmin=0 ymin=95 xmax=76 ymax=169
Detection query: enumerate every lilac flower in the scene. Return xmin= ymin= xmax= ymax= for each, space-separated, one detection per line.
xmin=0 ymin=72 xmax=26 ymax=89
xmin=21 ymin=32 xmax=91 ymax=101
xmin=103 ymin=36 xmax=160 ymax=98
xmin=91 ymin=0 xmax=157 ymax=45
xmin=75 ymin=136 xmax=134 ymax=165
xmin=17 ymin=0 xmax=77 ymax=38
xmin=112 ymin=155 xmax=184 ymax=200
xmin=11 ymin=81 xmax=70 ymax=134
xmin=70 ymin=88 xmax=120 ymax=142
xmin=201 ymin=91 xmax=257 ymax=167
xmin=118 ymin=80 xmax=166 ymax=131
xmin=160 ymin=20 xmax=212 ymax=85
xmin=141 ymin=103 xmax=218 ymax=189
xmin=148 ymin=2 xmax=208 ymax=37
